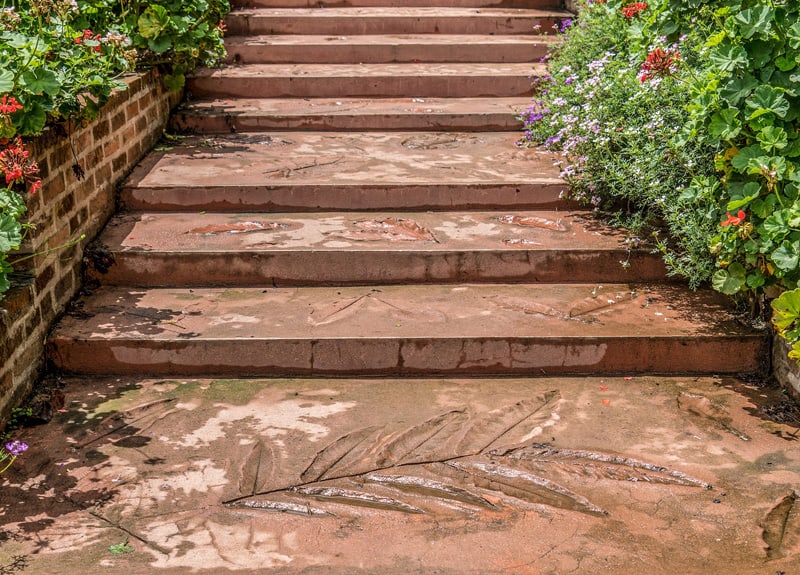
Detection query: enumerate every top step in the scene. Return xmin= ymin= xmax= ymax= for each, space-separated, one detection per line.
xmin=231 ymin=0 xmax=566 ymax=10
xmin=225 ymin=7 xmax=570 ymax=36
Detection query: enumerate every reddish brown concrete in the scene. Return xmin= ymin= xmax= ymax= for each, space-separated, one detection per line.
xmin=4 ymin=376 xmax=799 ymax=574
xmin=172 ymin=97 xmax=532 ymax=133
xmin=120 ymin=132 xmax=566 ymax=211
xmin=225 ymin=7 xmax=569 ymax=36
xmin=91 ymin=210 xmax=668 ymax=286
xmin=224 ymin=34 xmax=557 ymax=64
xmin=48 ymin=284 xmax=767 ymax=376
xmin=233 ymin=0 xmax=564 ymax=8
xmin=188 ymin=62 xmax=542 ymax=98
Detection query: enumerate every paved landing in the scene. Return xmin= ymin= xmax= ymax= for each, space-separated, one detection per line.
xmin=1 ymin=376 xmax=798 ymax=574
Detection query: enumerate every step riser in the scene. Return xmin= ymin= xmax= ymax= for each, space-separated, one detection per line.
xmin=47 ymin=337 xmax=767 ymax=377
xmin=120 ymin=184 xmax=568 ymax=212
xmin=171 ymin=111 xmax=522 ymax=132
xmin=188 ymin=76 xmax=534 ymax=99
xmin=231 ymin=1 xmax=565 ymax=9
xmin=91 ymin=251 xmax=668 ymax=287
xmin=225 ymin=41 xmax=549 ymax=64
xmin=226 ymin=14 xmax=561 ymax=36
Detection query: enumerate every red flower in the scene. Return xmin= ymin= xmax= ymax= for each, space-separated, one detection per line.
xmin=639 ymin=47 xmax=680 ymax=82
xmin=0 ymin=136 xmax=41 ymax=193
xmin=721 ymin=210 xmax=746 ymax=227
xmin=0 ymin=95 xmax=23 ymax=115
xmin=622 ymin=2 xmax=647 ymax=18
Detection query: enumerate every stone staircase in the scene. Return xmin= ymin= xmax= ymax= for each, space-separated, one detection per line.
xmin=47 ymin=0 xmax=768 ymax=377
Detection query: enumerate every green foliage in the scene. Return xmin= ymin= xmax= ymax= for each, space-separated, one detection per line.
xmin=772 ymin=289 xmax=800 ymax=362
xmin=522 ymin=0 xmax=800 ymax=362
xmin=520 ymin=0 xmax=718 ymax=288
xmin=0 ymin=0 xmax=229 ymax=300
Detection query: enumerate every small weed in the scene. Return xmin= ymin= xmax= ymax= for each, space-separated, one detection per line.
xmin=108 ymin=539 xmax=134 ymax=555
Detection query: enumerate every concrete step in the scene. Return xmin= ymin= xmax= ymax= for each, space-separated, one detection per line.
xmin=120 ymin=132 xmax=566 ymax=211
xmin=89 ymin=210 xmax=666 ymax=286
xmin=231 ymin=0 xmax=565 ymax=9
xmin=172 ymin=97 xmax=530 ymax=133
xmin=225 ymin=7 xmax=568 ymax=36
xmin=47 ymin=284 xmax=767 ymax=377
xmin=224 ymin=34 xmax=556 ymax=64
xmin=187 ymin=62 xmax=541 ymax=99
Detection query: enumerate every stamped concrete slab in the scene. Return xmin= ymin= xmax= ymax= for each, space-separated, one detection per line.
xmin=91 ymin=210 xmax=667 ymax=285
xmin=48 ymin=283 xmax=767 ymax=376
xmin=172 ymin=97 xmax=532 ymax=132
xmin=225 ymin=7 xmax=568 ymax=36
xmin=2 ymin=376 xmax=799 ymax=574
xmin=224 ymin=34 xmax=557 ymax=64
xmin=121 ymin=132 xmax=565 ymax=211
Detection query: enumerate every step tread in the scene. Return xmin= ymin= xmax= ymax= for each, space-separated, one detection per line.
xmin=100 ymin=210 xmax=627 ymax=254
xmin=193 ymin=62 xmax=544 ymax=78
xmin=226 ymin=33 xmax=558 ymax=45
xmin=53 ymin=283 xmax=760 ymax=341
xmin=173 ymin=97 xmax=531 ymax=132
xmin=230 ymin=6 xmax=568 ymax=17
xmin=125 ymin=132 xmax=559 ymax=189
xmin=176 ymin=96 xmax=530 ymax=118
xmin=224 ymin=34 xmax=556 ymax=63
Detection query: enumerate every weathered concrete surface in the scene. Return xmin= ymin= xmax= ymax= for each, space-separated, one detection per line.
xmin=172 ymin=97 xmax=533 ymax=133
xmin=188 ymin=62 xmax=543 ymax=98
xmin=2 ymin=376 xmax=799 ymax=574
xmin=90 ymin=210 xmax=668 ymax=285
xmin=225 ymin=7 xmax=568 ymax=36
xmin=121 ymin=132 xmax=565 ymax=211
xmin=48 ymin=283 xmax=767 ymax=376
xmin=224 ymin=34 xmax=556 ymax=64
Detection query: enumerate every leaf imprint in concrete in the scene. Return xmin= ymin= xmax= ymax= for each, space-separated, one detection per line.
xmin=226 ymin=391 xmax=711 ymax=518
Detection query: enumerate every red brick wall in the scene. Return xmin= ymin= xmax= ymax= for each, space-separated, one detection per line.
xmin=0 ymin=70 xmax=182 ymax=424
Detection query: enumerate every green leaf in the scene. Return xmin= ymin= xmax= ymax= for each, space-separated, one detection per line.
xmin=705 ymin=30 xmax=727 ymax=47
xmin=758 ymin=125 xmax=789 ymax=152
xmin=772 ymin=288 xmax=800 ymax=331
xmin=20 ymin=68 xmax=59 ymax=96
xmin=148 ymin=36 xmax=173 ymax=53
xmin=731 ymin=144 xmax=766 ymax=172
xmin=712 ymin=263 xmax=746 ymax=295
xmin=772 ymin=241 xmax=800 ymax=272
xmin=776 ymin=56 xmax=797 ymax=72
xmin=788 ymin=21 xmax=800 ymax=50
xmin=726 ymin=181 xmax=761 ymax=210
xmin=710 ymin=44 xmax=749 ymax=73
xmin=751 ymin=194 xmax=777 ymax=218
xmin=746 ymin=272 xmax=765 ymax=289
xmin=721 ymin=75 xmax=758 ymax=105
xmin=0 ymin=69 xmax=13 ymax=93
xmin=13 ymin=100 xmax=47 ymax=135
xmin=735 ymin=6 xmax=773 ymax=39
xmin=746 ymin=85 xmax=790 ymax=119
xmin=709 ymin=108 xmax=741 ymax=140
xmin=747 ymin=39 xmax=774 ymax=69
xmin=0 ymin=212 xmax=22 ymax=252
xmin=138 ymin=5 xmax=171 ymax=39
xmin=763 ymin=211 xmax=789 ymax=238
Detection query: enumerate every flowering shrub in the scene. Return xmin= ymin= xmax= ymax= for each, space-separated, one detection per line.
xmin=522 ymin=0 xmax=800 ymax=362
xmin=0 ymin=0 xmax=229 ymax=299
xmin=520 ymin=0 xmax=718 ymax=287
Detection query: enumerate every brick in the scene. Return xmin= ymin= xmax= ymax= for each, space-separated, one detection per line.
xmin=56 ymin=194 xmax=75 ymax=219
xmin=93 ymin=118 xmax=111 ymax=141
xmin=126 ymin=100 xmax=140 ymax=121
xmin=41 ymin=172 xmax=66 ymax=204
xmin=34 ymin=263 xmax=55 ymax=293
xmin=111 ymin=110 xmax=126 ymax=132
xmin=53 ymin=269 xmax=75 ymax=304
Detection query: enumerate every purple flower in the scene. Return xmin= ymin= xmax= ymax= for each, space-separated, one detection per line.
xmin=559 ymin=18 xmax=574 ymax=33
xmin=5 ymin=441 xmax=28 ymax=456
